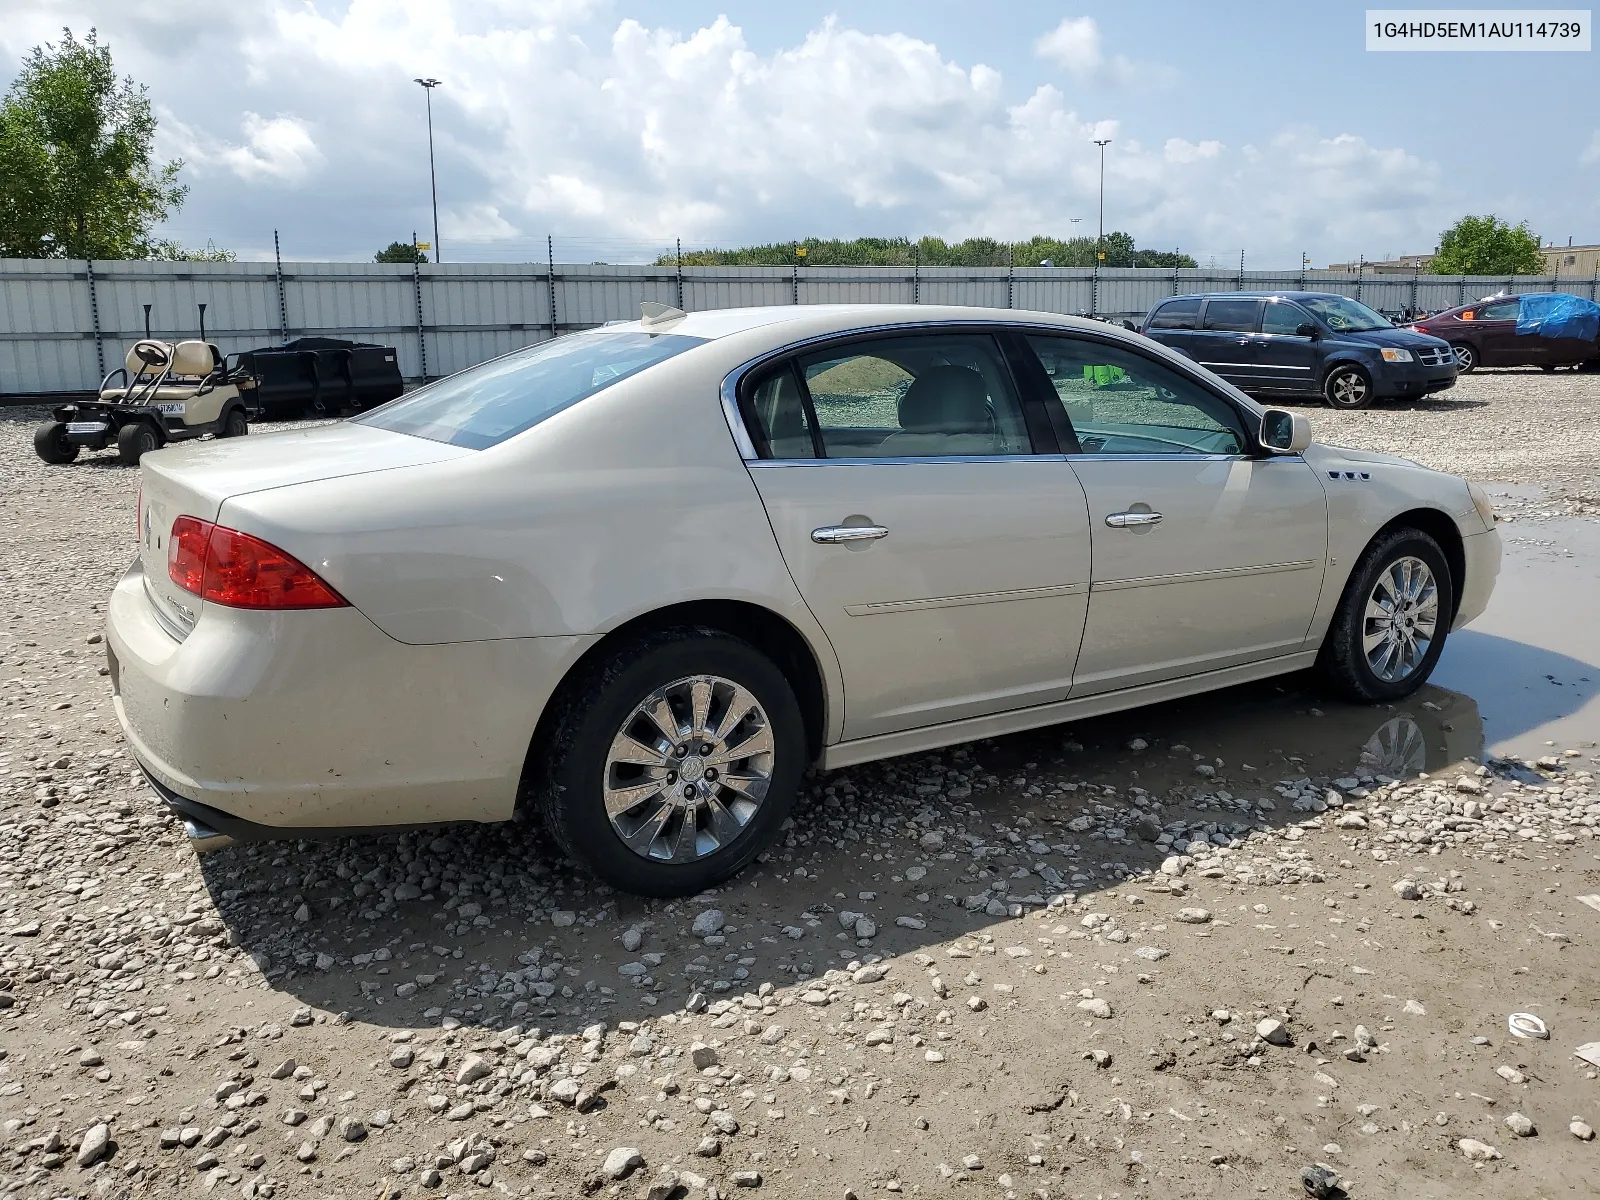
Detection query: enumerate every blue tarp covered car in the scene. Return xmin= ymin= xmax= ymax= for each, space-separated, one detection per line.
xmin=1515 ymin=293 xmax=1600 ymax=342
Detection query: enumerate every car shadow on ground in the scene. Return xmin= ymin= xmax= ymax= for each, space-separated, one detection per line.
xmin=185 ymin=627 xmax=1597 ymax=1042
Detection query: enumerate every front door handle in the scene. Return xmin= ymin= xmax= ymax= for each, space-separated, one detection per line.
xmin=812 ymin=524 xmax=890 ymax=544
xmin=1105 ymin=511 xmax=1163 ymax=528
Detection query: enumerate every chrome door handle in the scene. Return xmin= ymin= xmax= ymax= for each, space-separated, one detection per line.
xmin=812 ymin=524 xmax=889 ymax=544
xmin=1105 ymin=511 xmax=1163 ymax=528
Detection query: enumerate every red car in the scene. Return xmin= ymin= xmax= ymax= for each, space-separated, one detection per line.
xmin=1410 ymin=295 xmax=1600 ymax=373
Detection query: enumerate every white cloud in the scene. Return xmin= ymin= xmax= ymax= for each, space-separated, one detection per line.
xmin=1581 ymin=130 xmax=1600 ymax=165
xmin=0 ymin=2 xmax=1458 ymax=264
xmin=1035 ymin=16 xmax=1101 ymax=74
xmin=159 ymin=111 xmax=324 ymax=184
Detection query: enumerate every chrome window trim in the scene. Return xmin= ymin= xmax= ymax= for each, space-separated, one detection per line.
xmin=746 ymin=453 xmax=1071 ymax=468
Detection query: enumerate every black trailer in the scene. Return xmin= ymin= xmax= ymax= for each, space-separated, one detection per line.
xmin=234 ymin=338 xmax=404 ymax=419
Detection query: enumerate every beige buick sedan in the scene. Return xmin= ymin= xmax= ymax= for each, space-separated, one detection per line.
xmin=107 ymin=305 xmax=1500 ymax=896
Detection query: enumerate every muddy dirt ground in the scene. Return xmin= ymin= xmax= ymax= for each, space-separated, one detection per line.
xmin=1 ymin=370 xmax=1598 ymax=1200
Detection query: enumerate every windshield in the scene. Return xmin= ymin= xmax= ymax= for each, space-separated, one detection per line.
xmin=356 ymin=330 xmax=705 ymax=449
xmin=1297 ymin=295 xmax=1392 ymax=333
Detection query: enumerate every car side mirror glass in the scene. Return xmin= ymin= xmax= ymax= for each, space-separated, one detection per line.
xmin=1295 ymin=323 xmax=1320 ymax=339
xmin=1260 ymin=408 xmax=1313 ymax=454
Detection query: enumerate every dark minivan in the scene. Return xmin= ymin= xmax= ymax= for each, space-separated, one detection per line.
xmin=1141 ymin=291 xmax=1457 ymax=409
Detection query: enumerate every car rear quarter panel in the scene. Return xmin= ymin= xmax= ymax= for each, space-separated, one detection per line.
xmin=218 ymin=338 xmax=849 ymax=742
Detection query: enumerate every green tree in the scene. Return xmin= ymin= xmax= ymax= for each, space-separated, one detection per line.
xmin=1430 ymin=215 xmax=1543 ymax=275
xmin=375 ymin=240 xmax=429 ymax=263
xmin=0 ymin=28 xmax=187 ymax=259
xmin=659 ymin=233 xmax=1195 ymax=269
xmin=146 ymin=238 xmax=235 ymax=262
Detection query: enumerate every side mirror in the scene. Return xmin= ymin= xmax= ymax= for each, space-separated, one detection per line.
xmin=1261 ymin=408 xmax=1313 ymax=454
xmin=1295 ymin=323 xmax=1320 ymax=340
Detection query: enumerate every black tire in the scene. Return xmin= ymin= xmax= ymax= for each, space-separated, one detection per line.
xmin=1540 ymin=364 xmax=1558 ymax=373
xmin=116 ymin=421 xmax=161 ymax=466
xmin=33 ymin=421 xmax=79 ymax=464
xmin=1324 ymin=363 xmax=1374 ymax=409
xmin=1450 ymin=342 xmax=1476 ymax=373
xmin=1317 ymin=527 xmax=1454 ymax=704
xmin=534 ymin=627 xmax=806 ymax=897
xmin=219 ymin=406 xmax=249 ymax=438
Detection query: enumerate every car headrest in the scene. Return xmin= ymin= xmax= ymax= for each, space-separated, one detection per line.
xmin=126 ymin=339 xmax=173 ymax=375
xmin=171 ymin=340 xmax=219 ymax=377
xmin=897 ymin=365 xmax=991 ymax=433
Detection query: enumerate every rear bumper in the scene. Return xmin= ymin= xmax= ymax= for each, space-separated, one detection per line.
xmin=106 ymin=557 xmax=595 ymax=832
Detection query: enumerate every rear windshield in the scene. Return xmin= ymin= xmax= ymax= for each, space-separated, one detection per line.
xmin=355 ymin=330 xmax=705 ymax=449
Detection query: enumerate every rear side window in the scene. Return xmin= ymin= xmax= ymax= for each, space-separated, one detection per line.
xmin=1147 ymin=298 xmax=1201 ymax=330
xmin=1480 ymin=298 xmax=1520 ymax=321
xmin=356 ymin=330 xmax=705 ymax=449
xmin=1202 ymin=299 xmax=1261 ymax=333
xmin=743 ymin=333 xmax=1032 ymax=459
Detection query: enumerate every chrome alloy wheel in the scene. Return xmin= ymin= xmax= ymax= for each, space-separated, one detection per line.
xmin=603 ymin=674 xmax=776 ymax=863
xmin=1363 ymin=556 xmax=1439 ymax=683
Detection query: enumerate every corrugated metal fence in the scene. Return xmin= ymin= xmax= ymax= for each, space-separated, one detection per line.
xmin=3 ymin=257 xmax=1597 ymax=395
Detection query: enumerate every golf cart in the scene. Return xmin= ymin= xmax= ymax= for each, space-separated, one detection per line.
xmin=34 ymin=338 xmax=251 ymax=466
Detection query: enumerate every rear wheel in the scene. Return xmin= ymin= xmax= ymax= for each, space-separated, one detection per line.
xmin=116 ymin=421 xmax=161 ymax=465
xmin=1318 ymin=528 xmax=1453 ymax=703
xmin=219 ymin=406 xmax=249 ymax=438
xmin=1450 ymin=342 xmax=1476 ymax=373
xmin=1325 ymin=364 xmax=1374 ymax=409
xmin=535 ymin=628 xmax=805 ymax=897
xmin=33 ymin=422 xmax=79 ymax=464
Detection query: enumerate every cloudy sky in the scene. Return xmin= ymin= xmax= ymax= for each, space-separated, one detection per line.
xmin=3 ymin=1 xmax=1597 ymax=265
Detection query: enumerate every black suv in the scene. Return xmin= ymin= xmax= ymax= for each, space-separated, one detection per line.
xmin=1141 ymin=291 xmax=1457 ymax=409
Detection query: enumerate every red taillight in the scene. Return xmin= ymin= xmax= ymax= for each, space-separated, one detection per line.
xmin=168 ymin=515 xmax=212 ymax=596
xmin=166 ymin=518 xmax=346 ymax=610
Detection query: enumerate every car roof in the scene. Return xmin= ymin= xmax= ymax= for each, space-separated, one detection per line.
xmin=596 ymin=303 xmax=1126 ymax=343
xmin=1154 ymin=291 xmax=1357 ymax=303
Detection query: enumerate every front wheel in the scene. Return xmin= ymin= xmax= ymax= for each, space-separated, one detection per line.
xmin=535 ymin=628 xmax=806 ymax=897
xmin=1450 ymin=342 xmax=1476 ymax=373
xmin=1325 ymin=364 xmax=1374 ymax=409
xmin=1318 ymin=528 xmax=1454 ymax=703
xmin=33 ymin=421 xmax=79 ymax=464
xmin=116 ymin=421 xmax=161 ymax=465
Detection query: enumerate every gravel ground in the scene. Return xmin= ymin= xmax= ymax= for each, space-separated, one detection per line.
xmin=2 ymin=397 xmax=1599 ymax=1200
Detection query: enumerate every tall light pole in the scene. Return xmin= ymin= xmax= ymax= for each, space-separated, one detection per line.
xmin=414 ymin=77 xmax=442 ymax=263
xmin=1093 ymin=138 xmax=1112 ymax=262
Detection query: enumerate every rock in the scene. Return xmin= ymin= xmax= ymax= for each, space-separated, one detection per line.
xmin=852 ymin=963 xmax=889 ymax=984
xmin=644 ymin=1171 xmax=681 ymax=1200
xmin=1392 ymin=880 xmax=1423 ymax=901
xmin=1403 ymin=1000 xmax=1426 ymax=1016
xmin=691 ymin=1043 xmax=720 ymax=1070
xmin=390 ymin=1047 xmax=414 ymax=1069
xmin=1159 ymin=856 xmax=1189 ymax=877
xmin=730 ymin=1170 xmax=763 ymax=1187
xmin=1173 ymin=907 xmax=1212 ymax=924
xmin=270 ymin=1058 xmax=297 ymax=1079
xmin=622 ymin=927 xmax=643 ymax=952
xmin=445 ymin=1102 xmax=476 ymax=1122
xmin=962 ymin=1154 xmax=983 ymax=1169
xmin=710 ymin=1109 xmax=740 ymax=1135
xmin=1133 ymin=946 xmax=1169 ymax=961
xmin=691 ymin=909 xmax=725 ymax=937
xmin=1570 ymin=1120 xmax=1595 ymax=1141
xmin=694 ymin=1136 xmax=721 ymax=1157
xmin=1076 ymin=998 xmax=1113 ymax=1019
xmin=1256 ymin=1018 xmax=1291 ymax=1046
xmin=1133 ymin=815 xmax=1162 ymax=841
xmin=1504 ymin=1112 xmax=1536 ymax=1137
xmin=548 ymin=1078 xmax=581 ymax=1104
xmin=456 ymin=1054 xmax=492 ymax=1085
xmin=76 ymin=1122 xmax=111 ymax=1167
xmin=759 ymin=1024 xmax=787 ymax=1045
xmin=296 ymin=1141 xmax=317 ymax=1163
xmin=1495 ymin=1065 xmax=1526 ymax=1085
xmin=1458 ymin=1138 xmax=1501 ymax=1161
xmin=340 ymin=1117 xmax=367 ymax=1142
xmin=895 ymin=915 xmax=926 ymax=929
xmin=603 ymin=1146 xmax=645 ymax=1180
xmin=854 ymin=917 xmax=877 ymax=939
xmin=1127 ymin=738 xmax=1148 ymax=751
xmin=551 ymin=910 xmax=576 ymax=927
